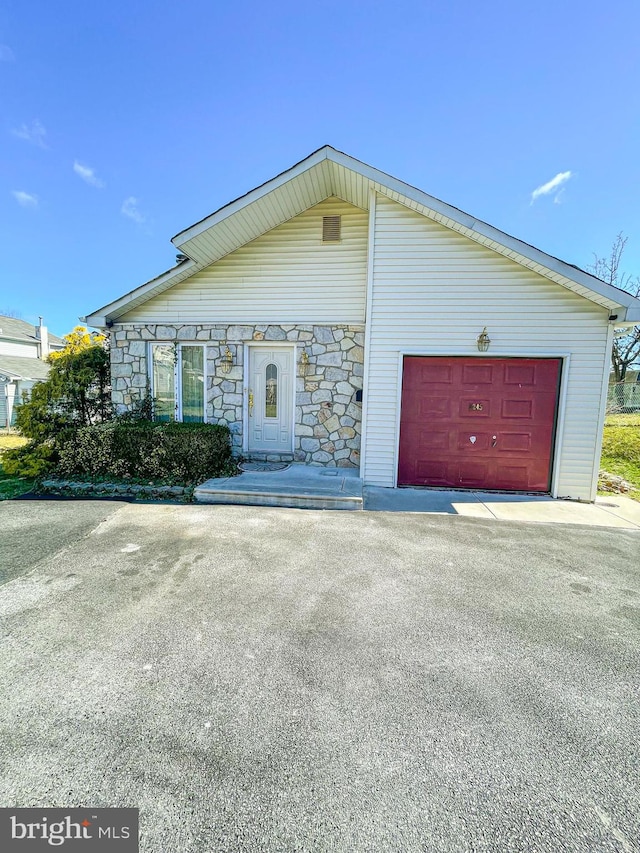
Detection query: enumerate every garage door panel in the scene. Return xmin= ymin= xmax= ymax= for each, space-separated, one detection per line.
xmin=495 ymin=465 xmax=531 ymax=490
xmin=415 ymin=460 xmax=449 ymax=482
xmin=418 ymin=363 xmax=454 ymax=384
xmin=459 ymin=398 xmax=491 ymax=417
xmin=501 ymin=398 xmax=534 ymax=419
xmin=415 ymin=428 xmax=450 ymax=450
xmin=419 ymin=397 xmax=452 ymax=418
xmin=398 ymin=357 xmax=561 ymax=491
xmin=498 ymin=432 xmax=532 ymax=452
xmin=457 ymin=461 xmax=490 ymax=487
xmin=405 ymin=424 xmax=451 ymax=451
xmin=504 ymin=362 xmax=559 ymax=390
xmin=457 ymin=431 xmax=491 ymax=451
xmin=462 ymin=364 xmax=495 ymax=384
xmin=504 ymin=364 xmax=536 ymax=385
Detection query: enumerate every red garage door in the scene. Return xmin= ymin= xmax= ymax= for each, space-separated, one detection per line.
xmin=398 ymin=357 xmax=561 ymax=492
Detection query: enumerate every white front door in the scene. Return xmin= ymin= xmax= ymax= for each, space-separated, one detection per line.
xmin=248 ymin=347 xmax=294 ymax=454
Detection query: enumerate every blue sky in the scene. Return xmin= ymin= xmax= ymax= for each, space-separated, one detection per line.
xmin=2 ymin=0 xmax=639 ymax=337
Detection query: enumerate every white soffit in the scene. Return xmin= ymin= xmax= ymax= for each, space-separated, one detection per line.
xmin=173 ymin=148 xmax=633 ymax=313
xmin=86 ymin=146 xmax=640 ymax=324
xmin=174 ymin=157 xmax=335 ymax=265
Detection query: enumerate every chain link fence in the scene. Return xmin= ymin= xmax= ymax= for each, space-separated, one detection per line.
xmin=607 ymin=381 xmax=640 ymax=413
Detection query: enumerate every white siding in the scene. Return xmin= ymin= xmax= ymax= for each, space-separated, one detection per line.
xmin=121 ymin=199 xmax=368 ymax=324
xmin=0 ymin=381 xmax=7 ymax=427
xmin=0 ymin=341 xmax=37 ymax=358
xmin=364 ymin=195 xmax=610 ymax=500
xmin=0 ymin=380 xmax=31 ymax=427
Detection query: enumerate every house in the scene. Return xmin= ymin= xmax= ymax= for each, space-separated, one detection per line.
xmin=0 ymin=316 xmax=64 ymax=427
xmin=85 ymin=147 xmax=640 ymax=501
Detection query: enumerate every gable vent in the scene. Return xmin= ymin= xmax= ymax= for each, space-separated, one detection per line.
xmin=322 ymin=215 xmax=341 ymax=242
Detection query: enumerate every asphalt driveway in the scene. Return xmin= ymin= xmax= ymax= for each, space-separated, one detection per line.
xmin=0 ymin=500 xmax=638 ymax=852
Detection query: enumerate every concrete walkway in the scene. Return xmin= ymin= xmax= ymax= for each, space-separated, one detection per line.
xmin=195 ymin=464 xmax=640 ymax=529
xmin=195 ymin=464 xmax=363 ymax=510
xmin=365 ymin=486 xmax=640 ymax=529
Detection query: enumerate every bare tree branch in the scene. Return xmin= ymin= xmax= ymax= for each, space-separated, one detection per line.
xmin=589 ymin=233 xmax=640 ymax=385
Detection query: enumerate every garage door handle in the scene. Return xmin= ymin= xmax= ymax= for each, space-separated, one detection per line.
xmin=492 ymin=435 xmax=497 ymax=448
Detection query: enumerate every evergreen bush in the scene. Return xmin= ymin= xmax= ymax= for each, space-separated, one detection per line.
xmin=57 ymin=421 xmax=234 ymax=483
xmin=3 ymin=327 xmax=111 ymax=478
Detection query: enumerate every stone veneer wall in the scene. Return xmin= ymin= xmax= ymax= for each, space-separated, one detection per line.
xmin=110 ymin=324 xmax=364 ymax=468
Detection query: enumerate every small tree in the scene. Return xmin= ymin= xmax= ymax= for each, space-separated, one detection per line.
xmin=45 ymin=327 xmax=112 ymax=427
xmin=589 ymin=234 xmax=640 ymax=384
xmin=3 ymin=327 xmax=112 ymax=477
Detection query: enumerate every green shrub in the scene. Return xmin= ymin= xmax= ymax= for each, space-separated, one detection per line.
xmin=16 ymin=329 xmax=111 ymax=443
xmin=7 ymin=327 xmax=112 ymax=480
xmin=2 ymin=441 xmax=56 ymax=478
xmin=57 ymin=420 xmax=234 ymax=483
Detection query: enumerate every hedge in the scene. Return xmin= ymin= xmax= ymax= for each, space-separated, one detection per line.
xmin=57 ymin=421 xmax=234 ymax=483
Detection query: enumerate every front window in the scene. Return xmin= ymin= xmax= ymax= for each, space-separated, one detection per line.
xmin=150 ymin=343 xmax=175 ymax=422
xmin=150 ymin=343 xmax=205 ymax=422
xmin=181 ymin=346 xmax=204 ymax=422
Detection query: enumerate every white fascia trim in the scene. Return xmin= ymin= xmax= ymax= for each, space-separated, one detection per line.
xmin=325 ymin=150 xmax=639 ymax=312
xmin=623 ymin=306 xmax=640 ymax=324
xmin=86 ymin=146 xmax=640 ymax=327
xmin=359 ymin=189 xmax=377 ymax=480
xmin=107 ymin=318 xmax=366 ymax=328
xmin=85 ymin=260 xmax=200 ymax=327
xmin=172 ymin=148 xmax=333 ymax=247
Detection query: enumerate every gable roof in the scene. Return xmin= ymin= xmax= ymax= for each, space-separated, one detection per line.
xmin=0 ymin=316 xmax=65 ymax=347
xmin=85 ymin=146 xmax=640 ymax=326
xmin=0 ymin=354 xmax=51 ymax=382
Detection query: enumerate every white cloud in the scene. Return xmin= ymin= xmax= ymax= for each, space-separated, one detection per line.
xmin=530 ymin=171 xmax=573 ymax=204
xmin=0 ymin=44 xmax=14 ymax=61
xmin=121 ymin=196 xmax=146 ymax=224
xmin=73 ymin=160 xmax=105 ymax=188
xmin=12 ymin=119 xmax=47 ymax=148
xmin=12 ymin=190 xmax=38 ymax=208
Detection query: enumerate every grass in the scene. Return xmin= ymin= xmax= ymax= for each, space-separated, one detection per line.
xmin=0 ymin=432 xmax=33 ymax=500
xmin=0 ymin=433 xmax=28 ymax=452
xmin=600 ymin=412 xmax=640 ymax=501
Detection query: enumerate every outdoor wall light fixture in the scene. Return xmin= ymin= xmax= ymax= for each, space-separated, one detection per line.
xmin=476 ymin=327 xmax=491 ymax=352
xmin=220 ymin=347 xmax=233 ymax=373
xmin=299 ymin=348 xmax=310 ymax=376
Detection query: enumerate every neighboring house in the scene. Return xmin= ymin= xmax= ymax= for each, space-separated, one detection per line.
xmin=0 ymin=316 xmax=65 ymax=427
xmin=85 ymin=146 xmax=640 ymax=501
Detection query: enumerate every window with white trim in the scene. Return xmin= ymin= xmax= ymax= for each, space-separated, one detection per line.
xmin=149 ymin=343 xmax=205 ymax=422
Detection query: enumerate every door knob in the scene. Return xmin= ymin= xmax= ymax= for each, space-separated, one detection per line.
xmin=248 ymin=390 xmax=254 ymax=416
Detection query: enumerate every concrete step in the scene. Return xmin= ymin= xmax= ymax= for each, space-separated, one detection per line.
xmin=194 ymin=464 xmax=363 ymax=511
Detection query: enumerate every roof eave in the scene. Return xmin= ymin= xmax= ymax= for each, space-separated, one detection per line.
xmin=84 ymin=259 xmax=199 ymax=326
xmin=620 ymin=306 xmax=640 ymax=324
xmin=84 ymin=146 xmax=640 ymax=323
xmin=172 ymin=145 xmax=633 ymax=311
xmin=325 ymin=149 xmax=637 ymax=311
xmin=171 ymin=146 xmax=333 ymax=247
